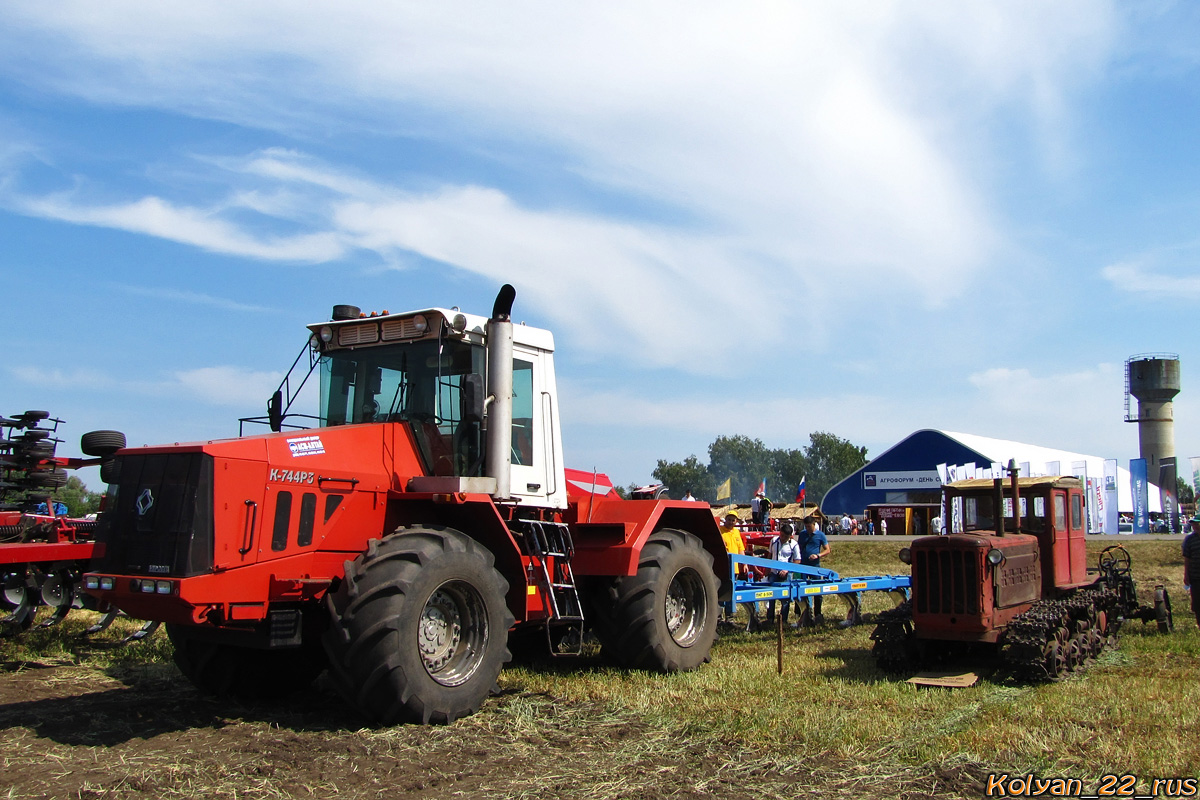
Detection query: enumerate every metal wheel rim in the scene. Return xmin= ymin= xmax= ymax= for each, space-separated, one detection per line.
xmin=417 ymin=580 xmax=489 ymax=687
xmin=664 ymin=567 xmax=707 ymax=648
xmin=1044 ymin=641 xmax=1065 ymax=679
xmin=1065 ymin=638 xmax=1082 ymax=671
xmin=2 ymin=572 xmax=29 ymax=609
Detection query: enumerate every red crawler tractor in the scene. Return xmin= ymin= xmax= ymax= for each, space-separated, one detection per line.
xmin=871 ymin=466 xmax=1172 ymax=680
xmin=85 ymin=286 xmax=726 ymax=724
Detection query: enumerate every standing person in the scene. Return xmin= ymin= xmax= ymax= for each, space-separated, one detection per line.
xmin=682 ymin=490 xmax=699 ymax=502
xmin=765 ymin=522 xmax=802 ymax=627
xmin=750 ymin=492 xmax=763 ymax=528
xmin=880 ymin=517 xmax=888 ymax=536
xmin=760 ymin=493 xmax=774 ymax=531
xmin=840 ymin=512 xmax=852 ymax=534
xmin=1183 ymin=514 xmax=1200 ymax=629
xmin=795 ymin=516 xmax=831 ymax=624
xmin=866 ymin=518 xmax=876 ymax=536
xmin=850 ymin=516 xmax=859 ymax=536
xmin=719 ymin=513 xmax=759 ymax=628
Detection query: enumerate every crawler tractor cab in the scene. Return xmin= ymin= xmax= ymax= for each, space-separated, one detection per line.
xmin=85 ymin=285 xmax=724 ymax=724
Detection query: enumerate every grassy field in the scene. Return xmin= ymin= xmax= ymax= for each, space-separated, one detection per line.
xmin=501 ymin=540 xmax=1200 ymax=793
xmin=1 ymin=539 xmax=1196 ymax=799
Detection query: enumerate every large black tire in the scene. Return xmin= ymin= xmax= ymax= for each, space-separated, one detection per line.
xmin=323 ymin=527 xmax=513 ymax=725
xmin=30 ymin=468 xmax=68 ymax=488
xmin=166 ymin=623 xmax=328 ymax=700
xmin=80 ymin=430 xmax=126 ymax=457
xmin=593 ymin=529 xmax=718 ymax=672
xmin=99 ymin=458 xmax=120 ymax=484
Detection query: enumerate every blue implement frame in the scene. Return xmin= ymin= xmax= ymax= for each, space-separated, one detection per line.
xmin=729 ymin=553 xmax=910 ymax=605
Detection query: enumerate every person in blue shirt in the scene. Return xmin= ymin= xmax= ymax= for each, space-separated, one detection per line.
xmin=795 ymin=516 xmax=831 ymax=623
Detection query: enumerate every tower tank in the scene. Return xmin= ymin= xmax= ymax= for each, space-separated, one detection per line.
xmin=1125 ymin=353 xmax=1181 ymax=475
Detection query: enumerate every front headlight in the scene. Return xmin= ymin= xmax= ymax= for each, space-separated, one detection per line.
xmin=987 ymin=548 xmax=1005 ymax=566
xmin=898 ymin=547 xmax=912 ymax=565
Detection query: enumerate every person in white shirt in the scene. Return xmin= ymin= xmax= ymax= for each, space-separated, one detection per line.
xmin=764 ymin=522 xmax=802 ymax=627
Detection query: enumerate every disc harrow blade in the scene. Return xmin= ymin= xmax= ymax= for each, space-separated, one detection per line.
xmin=124 ymin=619 xmax=160 ymax=642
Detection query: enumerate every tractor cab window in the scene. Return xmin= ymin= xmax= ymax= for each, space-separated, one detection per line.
xmin=962 ymin=495 xmax=995 ymax=532
xmin=511 ymin=359 xmax=534 ymax=467
xmin=319 ymin=340 xmax=486 ymax=476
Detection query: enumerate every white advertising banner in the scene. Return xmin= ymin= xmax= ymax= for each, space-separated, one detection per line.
xmin=862 ymin=470 xmax=942 ymax=491
xmin=1070 ymin=461 xmax=1094 ymax=532
xmin=1103 ymin=459 xmax=1119 ymax=534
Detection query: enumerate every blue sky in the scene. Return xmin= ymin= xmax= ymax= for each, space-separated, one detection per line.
xmin=3 ymin=2 xmax=1199 ymax=492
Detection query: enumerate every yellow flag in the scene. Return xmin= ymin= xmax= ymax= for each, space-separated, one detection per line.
xmin=716 ymin=477 xmax=732 ymax=501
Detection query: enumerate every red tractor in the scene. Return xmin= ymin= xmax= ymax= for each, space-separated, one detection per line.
xmin=871 ymin=467 xmax=1172 ymax=680
xmin=85 ymin=286 xmax=726 ymax=723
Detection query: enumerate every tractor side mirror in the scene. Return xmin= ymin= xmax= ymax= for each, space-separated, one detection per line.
xmin=461 ymin=374 xmax=484 ymax=422
xmin=267 ymin=390 xmax=284 ymax=432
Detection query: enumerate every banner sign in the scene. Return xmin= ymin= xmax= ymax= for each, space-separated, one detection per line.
xmin=1159 ymin=457 xmax=1178 ymax=533
xmin=1130 ymin=458 xmax=1149 ymax=534
xmin=1103 ymin=459 xmax=1118 ymax=535
xmin=862 ymin=470 xmax=942 ymax=490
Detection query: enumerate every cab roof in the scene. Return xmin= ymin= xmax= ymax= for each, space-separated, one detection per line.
xmin=308 ymin=307 xmax=555 ymax=352
xmin=947 ymin=475 xmax=1082 ymax=491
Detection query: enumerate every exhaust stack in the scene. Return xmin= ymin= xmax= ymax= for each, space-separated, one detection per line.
xmin=485 ymin=285 xmax=517 ymax=500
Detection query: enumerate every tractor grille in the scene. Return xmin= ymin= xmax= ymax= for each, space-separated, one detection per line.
xmin=381 ymin=318 xmax=427 ymax=340
xmin=93 ymin=452 xmax=214 ymax=577
xmin=338 ymin=323 xmax=380 ymax=346
xmin=913 ymin=548 xmax=979 ymax=616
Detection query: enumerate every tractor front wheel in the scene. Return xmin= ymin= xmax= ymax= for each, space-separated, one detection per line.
xmin=597 ymin=528 xmax=718 ymax=672
xmin=323 ymin=527 xmax=513 ymax=725
xmin=166 ymin=624 xmax=327 ymax=700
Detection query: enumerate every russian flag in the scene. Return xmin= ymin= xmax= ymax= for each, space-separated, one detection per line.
xmin=795 ymin=475 xmax=806 ymax=504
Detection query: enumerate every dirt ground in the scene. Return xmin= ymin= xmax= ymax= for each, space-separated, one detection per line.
xmin=0 ymin=659 xmax=978 ymax=800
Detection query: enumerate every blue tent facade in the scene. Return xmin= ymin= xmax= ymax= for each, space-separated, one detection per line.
xmin=820 ymin=429 xmax=990 ymax=515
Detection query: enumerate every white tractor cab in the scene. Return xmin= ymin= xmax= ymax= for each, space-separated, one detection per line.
xmin=293 ymin=287 xmax=567 ymax=509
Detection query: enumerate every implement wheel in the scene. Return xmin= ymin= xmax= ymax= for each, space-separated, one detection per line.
xmin=323 ymin=527 xmax=513 ymax=725
xmin=595 ymin=529 xmax=718 ymax=672
xmin=167 ymin=624 xmax=327 ymax=700
xmin=80 ymin=430 xmax=126 ymax=458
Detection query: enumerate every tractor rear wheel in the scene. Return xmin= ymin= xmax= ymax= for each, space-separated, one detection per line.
xmin=597 ymin=528 xmax=718 ymax=672
xmin=166 ymin=624 xmax=327 ymax=700
xmin=323 ymin=527 xmax=513 ymax=725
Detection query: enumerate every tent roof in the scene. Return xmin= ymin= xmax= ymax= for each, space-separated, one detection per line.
xmin=820 ymin=428 xmax=1161 ymax=514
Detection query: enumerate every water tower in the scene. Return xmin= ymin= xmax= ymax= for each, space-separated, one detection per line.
xmin=1124 ymin=353 xmax=1181 ymax=474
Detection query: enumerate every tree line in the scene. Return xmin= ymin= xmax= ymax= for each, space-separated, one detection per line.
xmin=648 ymin=432 xmax=868 ymax=505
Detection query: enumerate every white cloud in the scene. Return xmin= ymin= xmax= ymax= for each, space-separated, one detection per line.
xmin=119 ymin=285 xmax=274 ymax=314
xmin=170 ymin=366 xmax=284 ymax=408
xmin=9 ymin=363 xmax=283 ymax=410
xmin=1101 ymin=260 xmax=1200 ymax=299
xmin=0 ymin=5 xmax=1119 ymax=286
xmin=19 ymin=194 xmax=345 ymax=262
xmin=9 ymin=366 xmax=116 ymax=390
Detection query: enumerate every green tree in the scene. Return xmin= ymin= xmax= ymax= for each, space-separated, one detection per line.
xmin=652 ymin=455 xmax=716 ymax=501
xmin=769 ymin=447 xmax=808 ymax=505
xmin=52 ymin=475 xmax=103 ymax=517
xmin=706 ymin=435 xmax=773 ymax=502
xmin=802 ymin=431 xmax=868 ymax=503
xmin=1178 ymin=476 xmax=1195 ymax=506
